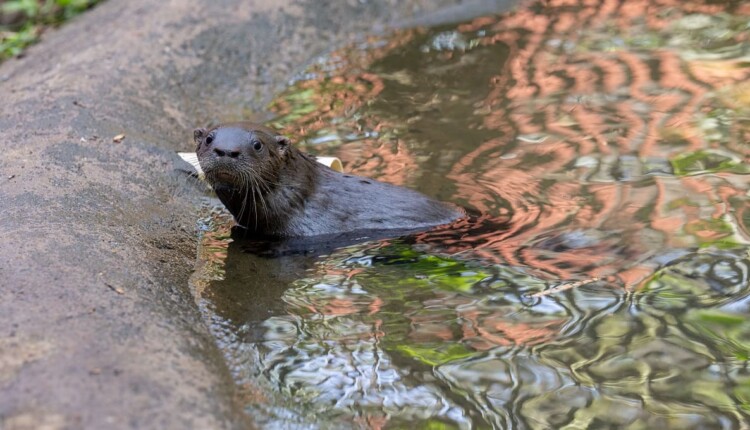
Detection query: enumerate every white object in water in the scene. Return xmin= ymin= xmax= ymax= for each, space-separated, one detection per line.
xmin=314 ymin=156 xmax=343 ymax=173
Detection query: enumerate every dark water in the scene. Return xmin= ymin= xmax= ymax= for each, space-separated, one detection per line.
xmin=192 ymin=1 xmax=750 ymax=428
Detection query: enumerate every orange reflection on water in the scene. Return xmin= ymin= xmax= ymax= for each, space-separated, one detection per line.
xmin=263 ymin=0 xmax=750 ymax=357
xmin=424 ymin=0 xmax=750 ymax=286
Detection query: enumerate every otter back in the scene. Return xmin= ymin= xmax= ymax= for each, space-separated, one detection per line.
xmin=283 ymin=166 xmax=462 ymax=237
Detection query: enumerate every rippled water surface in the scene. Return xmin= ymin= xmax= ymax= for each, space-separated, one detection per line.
xmin=192 ymin=1 xmax=750 ymax=428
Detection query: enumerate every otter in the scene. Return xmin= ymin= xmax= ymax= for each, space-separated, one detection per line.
xmin=194 ymin=122 xmax=463 ymax=238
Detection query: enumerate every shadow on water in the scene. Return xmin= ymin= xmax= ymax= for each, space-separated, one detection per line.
xmin=191 ymin=0 xmax=750 ymax=428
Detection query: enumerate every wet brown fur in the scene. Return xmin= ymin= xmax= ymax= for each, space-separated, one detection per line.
xmin=195 ymin=122 xmax=463 ymax=238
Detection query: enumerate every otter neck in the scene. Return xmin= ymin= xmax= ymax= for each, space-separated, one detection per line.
xmin=216 ymin=148 xmax=320 ymax=237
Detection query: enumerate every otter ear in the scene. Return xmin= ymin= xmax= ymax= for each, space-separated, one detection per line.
xmin=275 ymin=135 xmax=292 ymax=155
xmin=193 ymin=127 xmax=207 ymax=143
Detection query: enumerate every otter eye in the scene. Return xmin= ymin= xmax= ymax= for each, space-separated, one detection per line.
xmin=252 ymin=140 xmax=263 ymax=151
xmin=205 ymin=135 xmax=214 ymax=145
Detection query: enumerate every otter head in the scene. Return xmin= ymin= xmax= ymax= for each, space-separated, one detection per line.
xmin=194 ymin=123 xmax=292 ymax=191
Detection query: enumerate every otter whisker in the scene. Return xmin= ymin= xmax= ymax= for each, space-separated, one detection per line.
xmin=237 ymin=181 xmax=249 ymax=228
xmin=244 ymin=168 xmax=270 ymax=213
xmin=254 ymin=175 xmax=271 ymax=227
xmin=248 ymin=175 xmax=264 ymax=229
xmin=241 ymin=169 xmax=260 ymax=231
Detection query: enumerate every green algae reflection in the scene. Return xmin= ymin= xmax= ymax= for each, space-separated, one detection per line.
xmin=670 ymin=149 xmax=749 ymax=176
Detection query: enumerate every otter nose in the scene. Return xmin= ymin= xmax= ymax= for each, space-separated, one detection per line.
xmin=213 ymin=147 xmax=241 ymax=158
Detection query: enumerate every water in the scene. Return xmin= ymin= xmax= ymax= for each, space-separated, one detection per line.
xmin=191 ymin=1 xmax=750 ymax=428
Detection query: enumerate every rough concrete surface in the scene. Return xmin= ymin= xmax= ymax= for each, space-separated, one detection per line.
xmin=0 ymin=0 xmax=512 ymax=428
